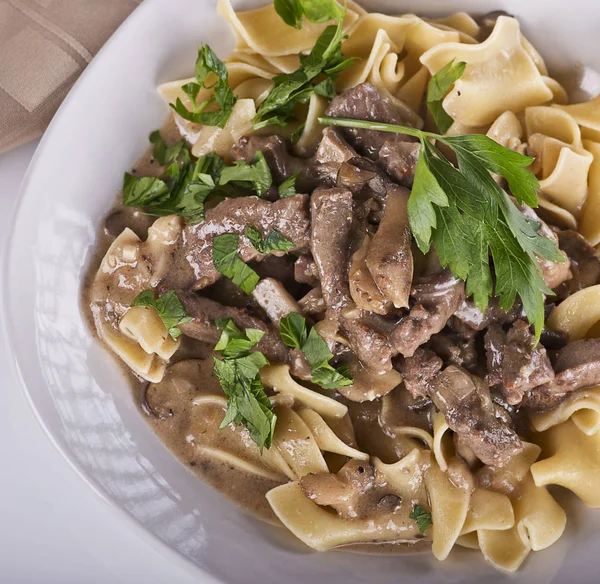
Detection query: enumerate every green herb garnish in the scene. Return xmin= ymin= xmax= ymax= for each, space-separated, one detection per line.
xmin=253 ymin=12 xmax=352 ymax=129
xmin=123 ymin=151 xmax=227 ymax=223
xmin=274 ymin=0 xmax=343 ymax=29
xmin=218 ymin=152 xmax=273 ymax=197
xmin=318 ymin=113 xmax=564 ymax=340
xmin=213 ymin=318 xmax=275 ymax=451
xmin=278 ymin=173 xmax=298 ymax=198
xmin=410 ymin=504 xmax=432 ymax=534
xmin=170 ymin=45 xmax=237 ymax=128
xmin=213 ymin=233 xmax=260 ymax=294
xmin=149 ymin=130 xmax=190 ymax=166
xmin=426 ymin=60 xmax=466 ymax=133
xmin=245 ymin=226 xmax=295 ymax=254
xmin=131 ymin=289 xmax=193 ymax=340
xmin=279 ymin=313 xmax=353 ymax=389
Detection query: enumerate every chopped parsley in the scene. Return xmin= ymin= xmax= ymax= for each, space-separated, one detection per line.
xmin=253 ymin=11 xmax=353 ymax=129
xmin=279 ymin=312 xmax=353 ymax=389
xmin=213 ymin=318 xmax=275 ymax=451
xmin=426 ymin=60 xmax=466 ymax=133
xmin=274 ymin=0 xmax=343 ymax=29
xmin=131 ymin=289 xmax=193 ymax=340
xmin=410 ymin=504 xmax=432 ymax=534
xmin=245 ymin=226 xmax=295 ymax=254
xmin=218 ymin=152 xmax=273 ymax=197
xmin=170 ymin=45 xmax=237 ymax=128
xmin=277 ymin=173 xmax=298 ymax=198
xmin=212 ymin=233 xmax=260 ymax=294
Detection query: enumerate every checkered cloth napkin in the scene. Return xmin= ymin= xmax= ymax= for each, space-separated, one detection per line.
xmin=0 ymin=0 xmax=140 ymax=153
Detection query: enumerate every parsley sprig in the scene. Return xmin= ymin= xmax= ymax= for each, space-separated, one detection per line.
xmin=213 ymin=318 xmax=276 ymax=451
xmin=317 ymin=116 xmax=563 ymax=339
xmin=280 ymin=313 xmax=353 ymax=389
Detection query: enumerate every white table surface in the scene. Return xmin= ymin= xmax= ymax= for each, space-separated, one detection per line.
xmin=0 ymin=142 xmax=207 ymax=584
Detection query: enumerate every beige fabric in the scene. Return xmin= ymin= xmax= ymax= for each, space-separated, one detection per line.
xmin=0 ymin=0 xmax=140 ymax=153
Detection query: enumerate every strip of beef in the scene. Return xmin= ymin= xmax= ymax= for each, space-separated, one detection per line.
xmin=555 ymin=230 xmax=600 ymax=299
xmin=429 ymin=328 xmax=481 ymax=374
xmin=428 ymin=366 xmax=523 ymax=466
xmin=391 ymin=271 xmax=465 ymax=357
xmin=484 ymin=320 xmax=554 ymax=406
xmin=170 ymin=195 xmax=310 ymax=291
xmin=177 ymin=292 xmax=288 ymax=363
xmin=397 ymin=349 xmax=443 ymax=399
xmin=298 ymin=287 xmax=326 ymax=316
xmin=251 ymin=278 xmax=301 ymax=326
xmin=310 ymin=187 xmax=354 ymax=316
xmin=452 ymin=297 xmax=522 ymax=331
xmin=325 ymin=83 xmax=416 ymax=159
xmin=378 ymin=141 xmax=420 ymax=188
xmin=365 ymin=184 xmax=413 ymax=309
xmin=310 ymin=187 xmax=397 ymax=373
xmin=524 ymin=338 xmax=600 ymax=411
xmin=340 ymin=308 xmax=393 ymax=374
xmin=520 ymin=205 xmax=571 ymax=289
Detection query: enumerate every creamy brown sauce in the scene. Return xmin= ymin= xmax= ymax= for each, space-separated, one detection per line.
xmin=81 ymin=116 xmax=432 ymax=550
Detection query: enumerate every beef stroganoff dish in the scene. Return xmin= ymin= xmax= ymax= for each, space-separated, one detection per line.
xmin=84 ymin=0 xmax=600 ymax=572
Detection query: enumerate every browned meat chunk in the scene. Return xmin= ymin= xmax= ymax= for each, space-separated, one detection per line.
xmin=336 ymin=156 xmax=389 ymax=205
xmin=452 ymin=297 xmax=521 ymax=331
xmin=294 ymin=254 xmax=319 ymax=286
xmin=177 ymin=292 xmax=288 ymax=362
xmin=314 ymin=127 xmax=357 ymax=165
xmin=520 ymin=205 xmax=571 ymax=289
xmin=232 ymin=134 xmax=302 ymax=184
xmin=349 ymin=235 xmax=393 ymax=315
xmin=365 ymin=184 xmax=413 ymax=309
xmin=325 ymin=82 xmax=416 ymax=158
xmin=300 ymin=459 xmax=403 ymax=520
xmin=251 ymin=278 xmax=300 ymax=326
xmin=429 ymin=329 xmax=481 ymax=374
xmin=391 ymin=271 xmax=465 ymax=357
xmin=378 ymin=141 xmax=420 ymax=187
xmin=555 ymin=230 xmax=600 ymax=298
xmin=484 ymin=320 xmax=555 ymax=405
xmin=340 ymin=308 xmax=393 ymax=374
xmin=428 ymin=366 xmax=523 ymax=466
xmin=298 ymin=287 xmax=326 ymax=316
xmin=171 ymin=195 xmax=310 ymax=291
xmin=310 ymin=187 xmax=354 ymax=316
xmin=524 ymin=339 xmax=600 ymax=411
xmin=397 ymin=349 xmax=443 ymax=399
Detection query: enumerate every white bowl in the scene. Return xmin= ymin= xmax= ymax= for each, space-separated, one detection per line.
xmin=3 ymin=0 xmax=600 ymax=582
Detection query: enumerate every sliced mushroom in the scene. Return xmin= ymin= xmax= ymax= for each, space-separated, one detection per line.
xmin=365 ymin=184 xmax=413 ymax=309
xmin=349 ymin=234 xmax=393 ymax=315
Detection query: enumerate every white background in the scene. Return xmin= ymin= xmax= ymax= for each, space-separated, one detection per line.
xmin=0 ymin=142 xmax=205 ymax=584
